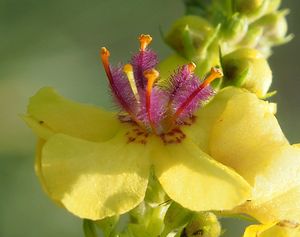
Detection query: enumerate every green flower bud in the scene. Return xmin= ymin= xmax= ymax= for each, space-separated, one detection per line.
xmin=266 ymin=0 xmax=281 ymax=13
xmin=164 ymin=15 xmax=219 ymax=61
xmin=235 ymin=0 xmax=263 ymax=13
xmin=235 ymin=0 xmax=268 ymax=20
xmin=221 ymin=48 xmax=272 ymax=97
xmin=238 ymin=26 xmax=264 ymax=49
xmin=159 ymin=51 xmax=220 ymax=81
xmin=164 ymin=202 xmax=193 ymax=232
xmin=221 ymin=14 xmax=248 ymax=52
xmin=251 ymin=10 xmax=289 ymax=44
xmin=158 ymin=54 xmax=189 ymax=82
xmin=183 ymin=212 xmax=221 ymax=237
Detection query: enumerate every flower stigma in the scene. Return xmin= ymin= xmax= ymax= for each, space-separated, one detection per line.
xmin=100 ymin=34 xmax=223 ymax=144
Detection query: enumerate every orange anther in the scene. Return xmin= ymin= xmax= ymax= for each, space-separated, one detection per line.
xmin=139 ymin=34 xmax=152 ymax=51
xmin=100 ymin=47 xmax=112 ymax=81
xmin=123 ymin=64 xmax=133 ymax=73
xmin=144 ymin=68 xmax=159 ymax=134
xmin=143 ymin=68 xmax=159 ymax=81
xmin=202 ymin=67 xmax=223 ymax=88
xmin=187 ymin=62 xmax=196 ymax=73
xmin=101 ymin=47 xmax=110 ymax=58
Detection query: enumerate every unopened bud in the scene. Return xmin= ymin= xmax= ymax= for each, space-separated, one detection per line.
xmin=183 ymin=212 xmax=221 ymax=237
xmin=159 ymin=51 xmax=221 ymax=81
xmin=222 ymin=14 xmax=248 ymax=43
xmin=266 ymin=0 xmax=281 ymax=13
xmin=222 ymin=48 xmax=272 ymax=97
xmin=251 ymin=11 xmax=289 ymax=44
xmin=239 ymin=27 xmax=264 ymax=49
xmin=235 ymin=0 xmax=268 ymax=19
xmin=221 ymin=14 xmax=248 ymax=53
xmin=164 ymin=15 xmax=217 ymax=61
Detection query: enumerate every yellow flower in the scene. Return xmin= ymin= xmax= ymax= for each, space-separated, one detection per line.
xmin=23 ymin=35 xmax=251 ymax=220
xmin=23 ymin=86 xmax=251 ymax=220
xmin=24 ymin=35 xmax=300 ymax=225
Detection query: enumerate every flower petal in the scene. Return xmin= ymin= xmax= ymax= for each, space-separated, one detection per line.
xmin=210 ymin=90 xmax=288 ymax=185
xmin=239 ymin=184 xmax=300 ymax=224
xmin=23 ymin=116 xmax=54 ymax=140
xmin=26 ymin=87 xmax=120 ymax=141
xmin=40 ymin=130 xmax=150 ymax=220
xmin=243 ymin=223 xmax=300 ymax=237
xmin=150 ymin=137 xmax=251 ymax=211
xmin=252 ymin=144 xmax=300 ymax=202
xmin=243 ymin=223 xmax=276 ymax=237
xmin=35 ymin=139 xmax=63 ymax=206
xmin=209 ymin=91 xmax=300 ymax=223
xmin=236 ymin=144 xmax=300 ymax=223
xmin=182 ymin=87 xmax=245 ymax=153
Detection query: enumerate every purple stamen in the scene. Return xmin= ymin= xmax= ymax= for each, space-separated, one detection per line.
xmin=101 ymin=35 xmax=218 ymax=135
xmin=110 ymin=65 xmax=138 ymax=113
xmin=131 ymin=49 xmax=158 ymax=90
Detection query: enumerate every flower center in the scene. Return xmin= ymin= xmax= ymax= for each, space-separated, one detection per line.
xmin=100 ymin=34 xmax=223 ymax=143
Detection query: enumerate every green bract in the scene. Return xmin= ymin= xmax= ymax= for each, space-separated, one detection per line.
xmin=221 ymin=48 xmax=272 ymax=97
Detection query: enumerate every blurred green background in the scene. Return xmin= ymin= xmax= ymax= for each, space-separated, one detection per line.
xmin=0 ymin=0 xmax=299 ymax=236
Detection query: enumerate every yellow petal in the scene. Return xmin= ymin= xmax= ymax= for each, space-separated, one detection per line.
xmin=23 ymin=115 xmax=54 ymax=140
xmin=35 ymin=139 xmax=50 ymax=195
xmin=41 ymin=130 xmax=150 ymax=220
xmin=244 ymin=223 xmax=300 ymax=237
xmin=26 ymin=87 xmax=120 ymax=141
xmin=210 ymin=90 xmax=288 ymax=185
xmin=150 ymin=137 xmax=251 ymax=211
xmin=237 ymin=144 xmax=300 ymax=223
xmin=243 ymin=223 xmax=276 ymax=237
xmin=239 ymin=184 xmax=300 ymax=224
xmin=35 ymin=139 xmax=63 ymax=206
xmin=183 ymin=87 xmax=245 ymax=153
xmin=252 ymin=144 xmax=300 ymax=202
xmin=209 ymin=91 xmax=300 ymax=223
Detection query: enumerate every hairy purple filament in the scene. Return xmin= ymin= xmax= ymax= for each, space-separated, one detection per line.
xmin=100 ymin=34 xmax=222 ymax=135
